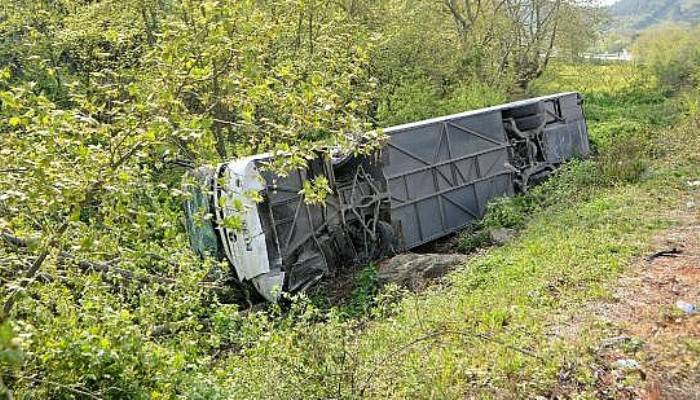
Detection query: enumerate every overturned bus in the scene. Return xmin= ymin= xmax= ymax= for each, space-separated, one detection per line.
xmin=184 ymin=92 xmax=590 ymax=301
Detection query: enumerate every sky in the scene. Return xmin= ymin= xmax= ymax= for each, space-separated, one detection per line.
xmin=597 ymin=0 xmax=620 ymax=5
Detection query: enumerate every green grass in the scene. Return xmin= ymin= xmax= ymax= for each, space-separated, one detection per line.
xmin=342 ymin=264 xmax=381 ymax=318
xmin=348 ymin=179 xmax=686 ymax=398
xmin=193 ymin=63 xmax=700 ymax=399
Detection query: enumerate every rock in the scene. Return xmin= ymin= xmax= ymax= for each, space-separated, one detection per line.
xmin=488 ymin=228 xmax=517 ymax=245
xmin=377 ymin=253 xmax=469 ymax=290
xmin=687 ymin=180 xmax=700 ymax=187
xmin=676 ymin=300 xmax=697 ymax=315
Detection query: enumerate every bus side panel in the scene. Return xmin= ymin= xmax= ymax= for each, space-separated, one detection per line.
xmin=384 ymin=110 xmax=513 ymax=250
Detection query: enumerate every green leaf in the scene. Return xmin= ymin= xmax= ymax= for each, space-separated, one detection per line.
xmin=8 ymin=116 xmax=22 ymax=127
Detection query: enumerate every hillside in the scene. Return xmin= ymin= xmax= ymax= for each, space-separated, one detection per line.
xmin=609 ymin=0 xmax=700 ymax=31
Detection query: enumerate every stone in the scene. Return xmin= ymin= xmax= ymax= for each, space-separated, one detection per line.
xmin=377 ymin=253 xmax=469 ymax=290
xmin=488 ymin=228 xmax=517 ymax=245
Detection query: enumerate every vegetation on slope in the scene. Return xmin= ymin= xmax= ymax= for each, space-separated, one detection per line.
xmin=631 ymin=24 xmax=700 ymax=87
xmin=207 ymin=63 xmax=699 ymax=399
xmin=3 ymin=61 xmax=699 ymax=400
xmin=197 ymin=65 xmax=697 ymax=398
xmin=1 ymin=2 xmax=699 ymax=398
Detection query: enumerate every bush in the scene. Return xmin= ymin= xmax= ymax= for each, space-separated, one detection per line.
xmin=482 ymin=196 xmax=533 ymax=229
xmin=375 ymin=76 xmax=508 ymax=126
xmin=596 ymin=138 xmax=650 ymax=184
xmin=344 ymin=264 xmax=380 ymax=317
xmin=375 ymin=77 xmax=445 ymax=126
xmin=632 ymin=24 xmax=700 ymax=88
xmin=457 ymin=229 xmax=492 ymax=253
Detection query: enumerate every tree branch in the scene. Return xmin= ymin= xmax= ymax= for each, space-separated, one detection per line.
xmin=16 ymin=375 xmax=103 ymax=400
xmin=443 ymin=0 xmax=469 ymax=36
xmin=1 ymin=231 xmax=223 ymax=289
xmin=358 ymin=326 xmax=544 ymax=396
xmin=1 ymin=222 xmax=68 ymax=322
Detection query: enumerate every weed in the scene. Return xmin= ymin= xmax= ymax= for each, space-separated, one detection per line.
xmin=342 ymin=264 xmax=380 ymax=318
xmin=597 ymin=138 xmax=650 ymax=184
xmin=482 ymin=196 xmax=532 ymax=229
xmin=457 ymin=229 xmax=492 ymax=253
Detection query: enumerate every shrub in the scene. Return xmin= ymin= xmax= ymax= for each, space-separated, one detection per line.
xmin=457 ymin=229 xmax=492 ymax=253
xmin=375 ymin=77 xmax=445 ymax=126
xmin=631 ymin=24 xmax=700 ymax=88
xmin=375 ymin=76 xmax=509 ymax=126
xmin=344 ymin=264 xmax=380 ymax=317
xmin=482 ymin=196 xmax=533 ymax=229
xmin=596 ymin=138 xmax=650 ymax=184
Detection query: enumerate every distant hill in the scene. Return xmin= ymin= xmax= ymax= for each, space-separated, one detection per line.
xmin=609 ymin=0 xmax=700 ymax=31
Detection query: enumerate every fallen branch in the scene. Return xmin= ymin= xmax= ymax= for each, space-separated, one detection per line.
xmin=2 ymin=142 xmax=146 ymax=322
xmin=0 ymin=168 xmax=28 ymax=173
xmin=645 ymin=248 xmax=682 ymax=261
xmin=66 ymin=255 xmax=180 ymax=286
xmin=358 ymin=327 xmax=544 ymax=396
xmin=1 ymin=222 xmax=69 ymax=321
xmin=444 ymin=329 xmax=544 ymax=360
xmin=1 ymin=231 xmax=33 ymax=249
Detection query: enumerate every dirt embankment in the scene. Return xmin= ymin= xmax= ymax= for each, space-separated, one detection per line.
xmin=610 ymin=223 xmax=700 ymax=399
xmin=569 ymin=214 xmax=700 ymax=400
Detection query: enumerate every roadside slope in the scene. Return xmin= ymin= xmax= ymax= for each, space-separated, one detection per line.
xmin=204 ymin=64 xmax=700 ymax=399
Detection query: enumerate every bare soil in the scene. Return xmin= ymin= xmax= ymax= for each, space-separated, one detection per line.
xmin=593 ymin=220 xmax=699 ymax=399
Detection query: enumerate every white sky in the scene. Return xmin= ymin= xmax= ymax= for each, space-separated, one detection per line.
xmin=596 ymin=0 xmax=620 ymax=5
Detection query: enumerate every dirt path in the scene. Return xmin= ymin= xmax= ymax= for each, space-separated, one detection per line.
xmin=596 ymin=220 xmax=699 ymax=399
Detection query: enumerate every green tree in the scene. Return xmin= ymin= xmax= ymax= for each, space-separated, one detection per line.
xmin=632 ymin=23 xmax=700 ymax=87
